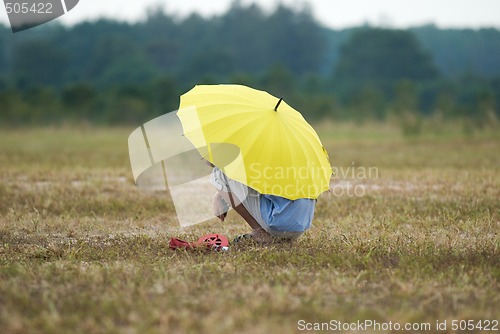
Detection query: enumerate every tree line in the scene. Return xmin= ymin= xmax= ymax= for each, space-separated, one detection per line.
xmin=0 ymin=2 xmax=499 ymax=128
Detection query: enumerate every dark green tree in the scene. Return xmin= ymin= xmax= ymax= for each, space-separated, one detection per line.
xmin=218 ymin=2 xmax=267 ymax=73
xmin=0 ymin=31 xmax=6 ymax=76
xmin=260 ymin=63 xmax=296 ymax=98
xmin=149 ymin=76 xmax=179 ymax=115
xmin=348 ymin=85 xmax=386 ymax=122
xmin=265 ymin=4 xmax=326 ymax=75
xmin=333 ymin=28 xmax=438 ymax=98
xmin=62 ymin=83 xmax=97 ymax=120
xmin=392 ymin=80 xmax=422 ymax=137
xmin=13 ymin=39 xmax=68 ymax=88
xmin=24 ymin=86 xmax=60 ymax=124
xmin=0 ymin=88 xmax=29 ymax=125
xmin=412 ymin=26 xmax=500 ymax=78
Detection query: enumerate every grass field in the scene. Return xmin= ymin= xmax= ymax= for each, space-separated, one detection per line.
xmin=0 ymin=123 xmax=499 ymax=333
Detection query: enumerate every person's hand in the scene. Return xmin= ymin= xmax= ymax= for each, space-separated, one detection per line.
xmin=213 ymin=192 xmax=228 ymax=221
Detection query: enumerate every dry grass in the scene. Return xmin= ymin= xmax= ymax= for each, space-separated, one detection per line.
xmin=0 ymin=123 xmax=499 ymax=333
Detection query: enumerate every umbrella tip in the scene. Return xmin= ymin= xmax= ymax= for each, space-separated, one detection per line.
xmin=274 ymin=98 xmax=283 ymax=112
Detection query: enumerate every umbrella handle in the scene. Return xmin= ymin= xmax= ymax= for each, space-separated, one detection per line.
xmin=274 ymin=98 xmax=283 ymax=112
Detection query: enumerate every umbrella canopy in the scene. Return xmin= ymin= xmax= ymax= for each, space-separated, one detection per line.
xmin=177 ymin=84 xmax=332 ymax=200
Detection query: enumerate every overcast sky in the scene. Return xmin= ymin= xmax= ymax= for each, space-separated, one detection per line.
xmin=1 ymin=0 xmax=500 ymax=29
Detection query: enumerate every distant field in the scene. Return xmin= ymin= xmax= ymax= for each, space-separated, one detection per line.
xmin=0 ymin=123 xmax=499 ymax=333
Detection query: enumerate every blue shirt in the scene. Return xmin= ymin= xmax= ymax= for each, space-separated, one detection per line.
xmin=259 ymin=195 xmax=315 ymax=233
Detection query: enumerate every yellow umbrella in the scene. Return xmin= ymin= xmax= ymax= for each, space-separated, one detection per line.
xmin=177 ymin=84 xmax=332 ymax=200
